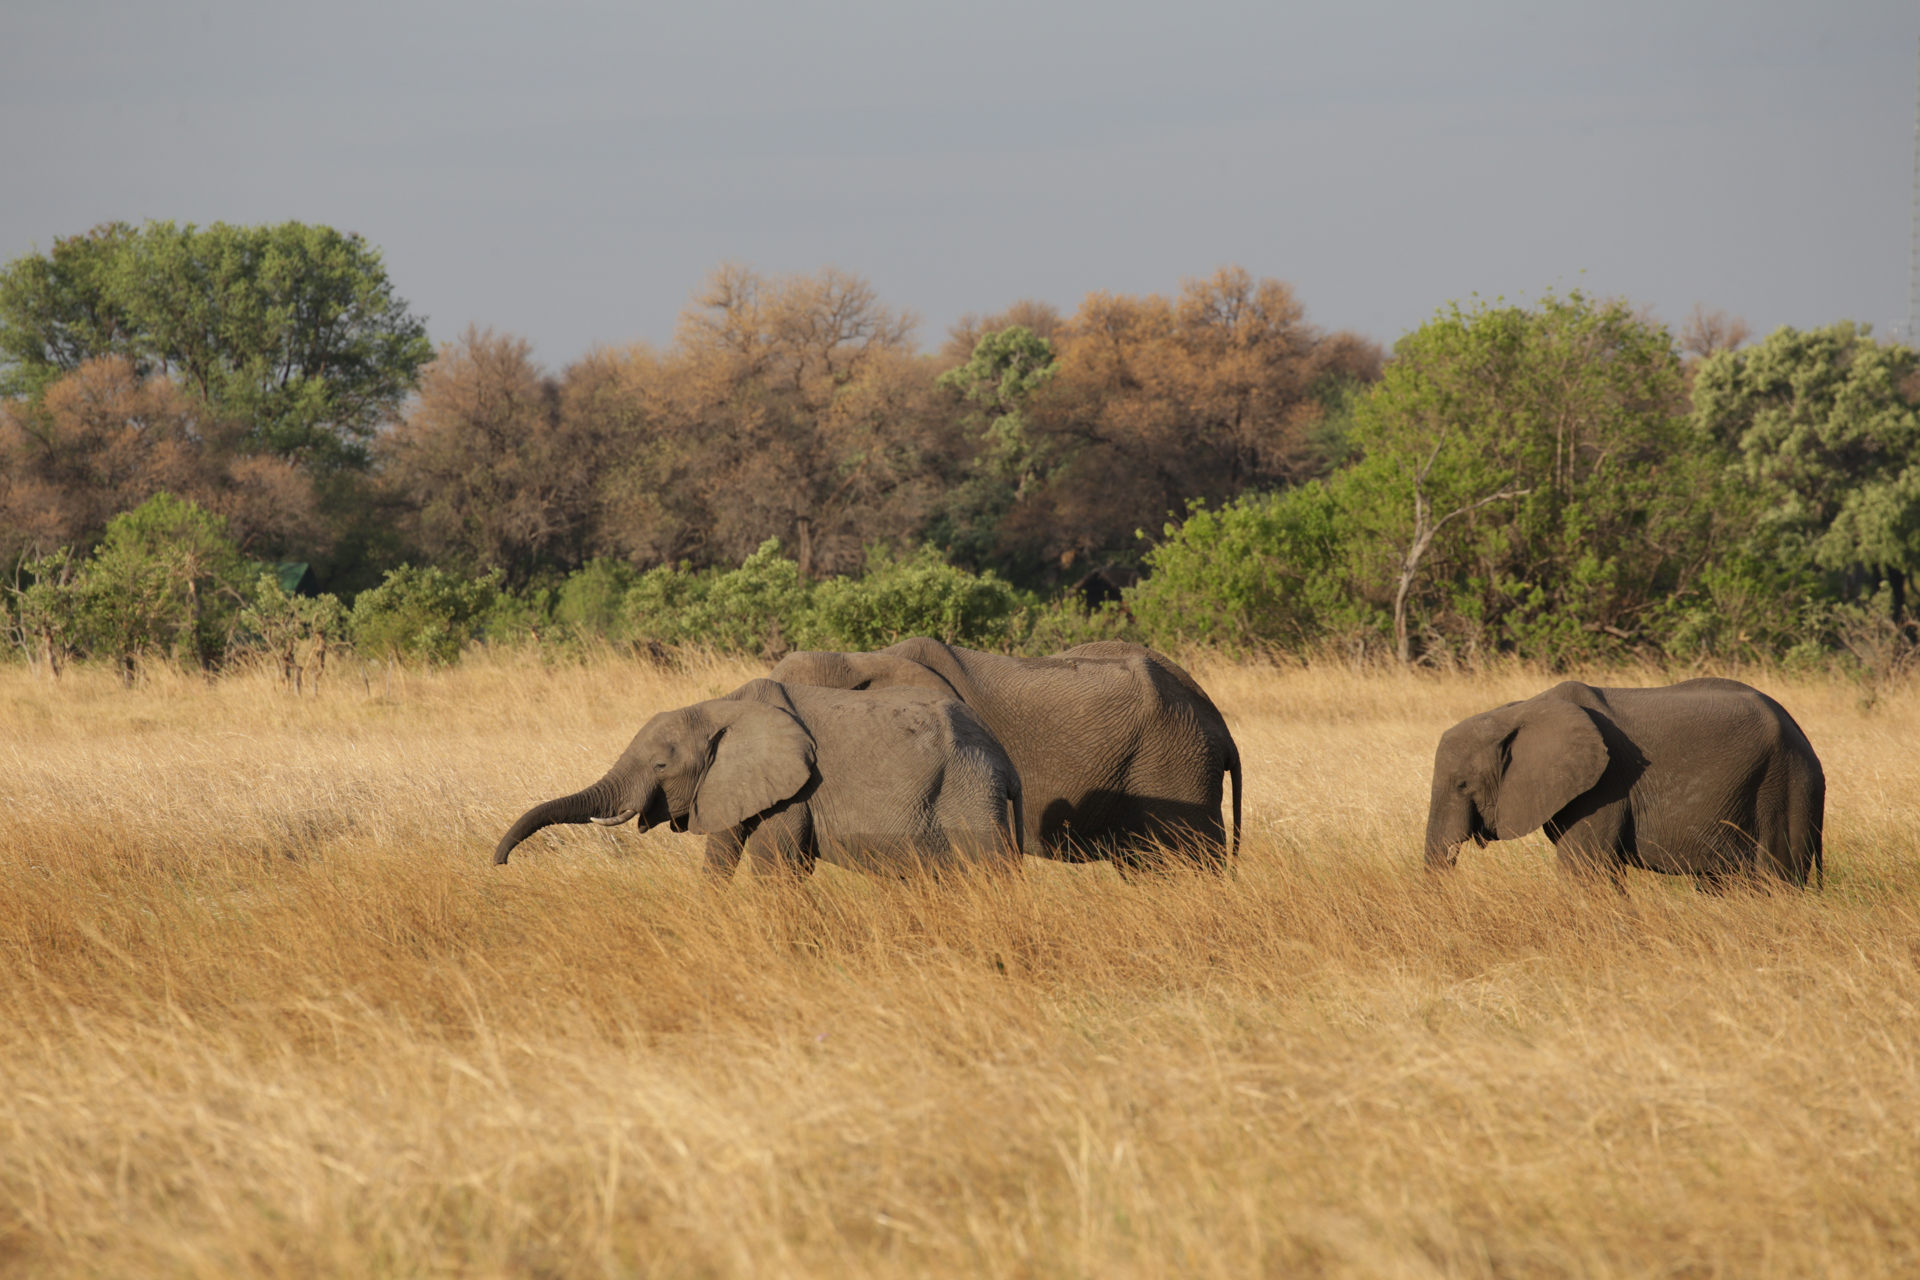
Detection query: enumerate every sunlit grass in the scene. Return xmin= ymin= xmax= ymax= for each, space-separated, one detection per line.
xmin=1 ymin=651 xmax=1917 ymax=1276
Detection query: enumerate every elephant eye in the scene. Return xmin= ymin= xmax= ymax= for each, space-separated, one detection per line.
xmin=653 ymin=761 xmax=667 ymax=772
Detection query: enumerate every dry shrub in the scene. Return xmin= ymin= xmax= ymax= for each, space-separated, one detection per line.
xmin=1 ymin=653 xmax=1918 ymax=1276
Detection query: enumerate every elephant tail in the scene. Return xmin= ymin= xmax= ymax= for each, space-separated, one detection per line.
xmin=1228 ymin=737 xmax=1244 ymax=859
xmin=1807 ymin=804 xmax=1825 ymax=892
xmin=1797 ymin=756 xmax=1825 ymax=891
xmin=493 ymin=777 xmax=619 ymax=865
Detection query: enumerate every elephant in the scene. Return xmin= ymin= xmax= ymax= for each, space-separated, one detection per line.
xmin=1424 ymin=677 xmax=1825 ymax=886
xmin=493 ymin=679 xmax=1023 ymax=877
xmin=767 ymin=638 xmax=1242 ymax=869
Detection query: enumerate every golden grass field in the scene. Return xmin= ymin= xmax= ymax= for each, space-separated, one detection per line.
xmin=2 ymin=650 xmax=1918 ymax=1278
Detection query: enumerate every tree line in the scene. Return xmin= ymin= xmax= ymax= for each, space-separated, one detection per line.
xmin=4 ymin=219 xmax=1918 ymax=677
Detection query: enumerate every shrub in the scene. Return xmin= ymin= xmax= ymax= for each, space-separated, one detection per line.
xmin=555 ymin=558 xmax=638 ymax=640
xmin=1007 ymin=597 xmax=1139 ymax=655
xmin=623 ymin=540 xmax=809 ymax=655
xmin=1127 ymin=487 xmax=1354 ymax=656
xmin=351 ymin=565 xmax=499 ymax=665
xmin=238 ymin=571 xmax=347 ymax=689
xmin=802 ymin=546 xmax=1029 ymax=651
xmin=6 ymin=548 xmax=81 ymax=678
xmin=73 ymin=494 xmax=253 ymax=678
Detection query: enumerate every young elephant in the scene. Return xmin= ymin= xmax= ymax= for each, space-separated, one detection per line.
xmin=493 ymin=679 xmax=1023 ymax=877
xmin=1425 ymin=677 xmax=1825 ymax=886
xmin=768 ymin=638 xmax=1241 ymax=869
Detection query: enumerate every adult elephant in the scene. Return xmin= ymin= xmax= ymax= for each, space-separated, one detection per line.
xmin=494 ymin=679 xmax=1022 ymax=878
xmin=769 ymin=638 xmax=1241 ymax=868
xmin=1424 ymin=678 xmax=1824 ymax=886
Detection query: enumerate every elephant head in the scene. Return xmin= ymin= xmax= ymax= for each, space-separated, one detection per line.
xmin=1424 ymin=693 xmax=1609 ymax=867
xmin=493 ymin=699 xmax=816 ymax=864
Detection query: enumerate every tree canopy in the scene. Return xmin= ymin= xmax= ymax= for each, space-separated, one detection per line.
xmin=1333 ymin=292 xmax=1700 ymax=662
xmin=1693 ymin=322 xmax=1920 ymax=610
xmin=0 ymin=220 xmax=432 ymax=469
xmin=19 ymin=224 xmax=1920 ymax=675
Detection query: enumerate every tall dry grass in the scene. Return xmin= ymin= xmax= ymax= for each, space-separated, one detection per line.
xmin=2 ymin=651 xmax=1918 ymax=1277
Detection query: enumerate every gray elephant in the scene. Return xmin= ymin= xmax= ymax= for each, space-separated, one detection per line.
xmin=768 ymin=638 xmax=1241 ymax=868
xmin=1424 ymin=678 xmax=1825 ymax=886
xmin=494 ymin=679 xmax=1023 ymax=877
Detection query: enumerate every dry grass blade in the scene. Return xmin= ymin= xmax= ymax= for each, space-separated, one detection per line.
xmin=1 ymin=652 xmax=1917 ymax=1276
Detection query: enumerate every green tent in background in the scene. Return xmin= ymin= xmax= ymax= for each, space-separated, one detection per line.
xmin=270 ymin=563 xmax=316 ymax=596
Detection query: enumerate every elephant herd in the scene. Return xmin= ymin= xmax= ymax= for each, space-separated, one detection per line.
xmin=495 ymin=640 xmax=1828 ymax=890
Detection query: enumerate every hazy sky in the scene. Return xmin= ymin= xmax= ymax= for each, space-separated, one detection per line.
xmin=4 ymin=1 xmax=1914 ymax=368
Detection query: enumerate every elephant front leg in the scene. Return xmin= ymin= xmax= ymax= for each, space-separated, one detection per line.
xmin=745 ymin=799 xmax=815 ymax=877
xmin=1548 ymin=808 xmax=1630 ymax=892
xmin=703 ymin=826 xmax=748 ymax=878
xmin=1549 ymin=833 xmax=1627 ymax=892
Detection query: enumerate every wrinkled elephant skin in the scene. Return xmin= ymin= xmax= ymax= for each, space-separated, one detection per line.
xmin=1425 ymin=678 xmax=1825 ymax=886
xmin=770 ymin=639 xmax=1241 ymax=869
xmin=494 ymin=679 xmax=1023 ymax=878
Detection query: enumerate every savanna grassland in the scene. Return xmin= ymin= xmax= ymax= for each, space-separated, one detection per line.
xmin=2 ymin=653 xmax=1919 ymax=1278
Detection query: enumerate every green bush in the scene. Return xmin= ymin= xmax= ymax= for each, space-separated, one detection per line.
xmin=74 ymin=494 xmax=253 ymax=676
xmin=623 ymin=540 xmax=809 ymax=654
xmin=1007 ymin=597 xmax=1139 ymax=655
xmin=555 ymin=558 xmax=638 ymax=640
xmin=802 ymin=546 xmax=1028 ymax=650
xmin=7 ymin=548 xmax=81 ymax=677
xmin=1127 ymin=487 xmax=1355 ymax=656
xmin=611 ymin=540 xmax=1040 ymax=657
xmin=351 ymin=565 xmax=499 ymax=665
xmin=239 ymin=571 xmax=347 ymax=687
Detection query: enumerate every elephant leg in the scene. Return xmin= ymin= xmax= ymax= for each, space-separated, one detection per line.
xmin=1155 ymin=818 xmax=1230 ymax=874
xmin=745 ymin=798 xmax=815 ymax=877
xmin=704 ymin=825 xmax=748 ymax=879
xmin=1549 ymin=834 xmax=1628 ymax=893
xmin=1549 ymin=807 xmax=1629 ymax=892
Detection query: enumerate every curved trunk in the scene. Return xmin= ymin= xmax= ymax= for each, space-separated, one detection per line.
xmin=494 ymin=776 xmax=620 ymax=865
xmin=1424 ymin=785 xmax=1475 ymax=869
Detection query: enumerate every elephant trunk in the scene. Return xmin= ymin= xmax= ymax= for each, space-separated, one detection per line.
xmin=1424 ymin=785 xmax=1475 ymax=870
xmin=494 ymin=775 xmax=624 ymax=865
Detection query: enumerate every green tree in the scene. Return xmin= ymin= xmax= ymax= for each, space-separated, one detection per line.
xmin=1337 ymin=293 xmax=1700 ymax=664
xmin=926 ymin=325 xmax=1061 ymax=573
xmin=0 ymin=221 xmax=431 ymax=470
xmin=0 ymin=223 xmax=143 ymax=399
xmin=350 ymin=565 xmax=500 ymax=666
xmin=72 ymin=493 xmax=251 ymax=680
xmin=116 ymin=222 xmax=432 ymax=467
xmin=239 ymin=570 xmax=347 ymax=691
xmin=803 ymin=545 xmax=1027 ymax=650
xmin=1691 ymin=321 xmax=1920 ymax=620
xmin=1127 ymin=487 xmax=1351 ymax=656
xmin=935 ymin=325 xmax=1059 ymax=494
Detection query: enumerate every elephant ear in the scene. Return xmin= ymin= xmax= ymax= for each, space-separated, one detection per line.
xmin=688 ymin=701 xmax=816 ymax=835
xmin=1494 ymin=697 xmax=1610 ymax=840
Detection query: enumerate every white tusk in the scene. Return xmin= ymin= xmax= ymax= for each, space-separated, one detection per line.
xmin=590 ymin=809 xmax=638 ymax=827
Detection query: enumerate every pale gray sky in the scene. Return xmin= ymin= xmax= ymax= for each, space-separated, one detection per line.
xmin=3 ymin=0 xmax=1913 ymax=366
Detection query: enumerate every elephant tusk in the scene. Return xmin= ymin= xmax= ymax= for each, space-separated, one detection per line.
xmin=590 ymin=809 xmax=639 ymax=827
